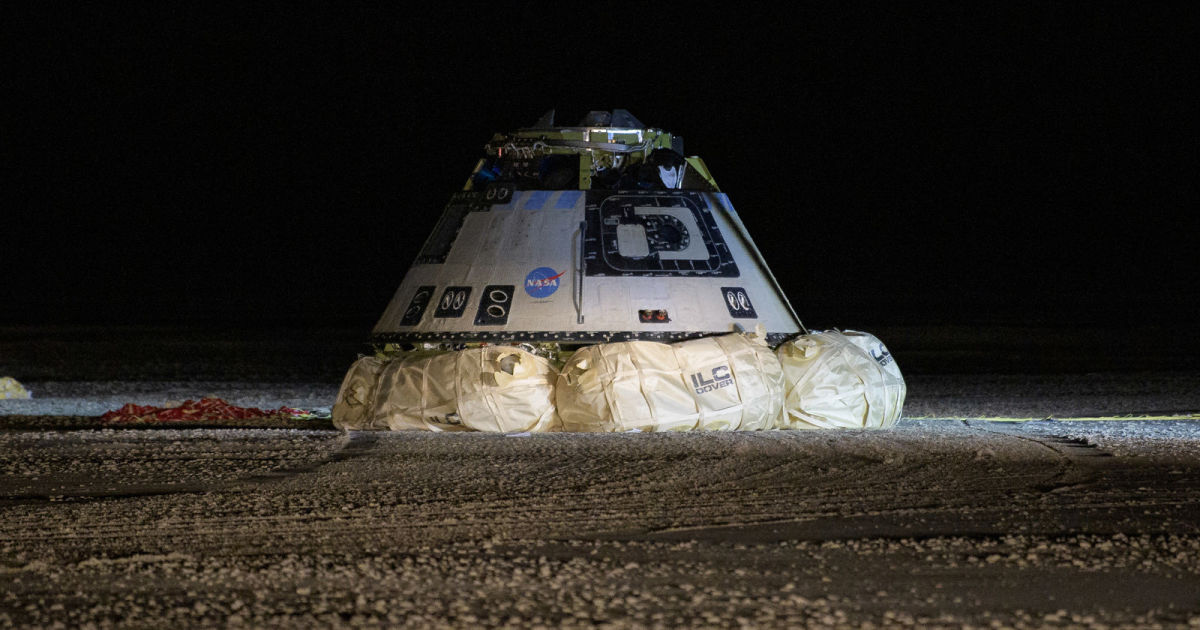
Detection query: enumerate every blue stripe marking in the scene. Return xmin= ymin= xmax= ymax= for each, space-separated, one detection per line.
xmin=555 ymin=190 xmax=582 ymax=209
xmin=523 ymin=191 xmax=551 ymax=211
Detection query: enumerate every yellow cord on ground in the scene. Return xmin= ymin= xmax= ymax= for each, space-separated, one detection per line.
xmin=913 ymin=414 xmax=1198 ymax=422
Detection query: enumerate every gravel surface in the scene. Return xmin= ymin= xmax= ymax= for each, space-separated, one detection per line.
xmin=3 ymin=420 xmax=1200 ymax=628
xmin=0 ymin=381 xmax=338 ymax=418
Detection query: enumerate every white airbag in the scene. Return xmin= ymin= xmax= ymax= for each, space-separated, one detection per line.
xmin=332 ymin=347 xmax=561 ymax=433
xmin=776 ymin=330 xmax=906 ymax=429
xmin=556 ymin=332 xmax=785 ymax=432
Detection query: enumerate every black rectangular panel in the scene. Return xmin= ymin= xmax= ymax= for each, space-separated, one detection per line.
xmin=399 ymin=285 xmax=436 ymax=326
xmin=584 ymin=191 xmax=739 ymax=277
xmin=416 ymin=205 xmax=469 ymax=264
xmin=474 ymin=285 xmax=515 ymax=325
xmin=433 ymin=286 xmax=472 ymax=318
xmin=415 ymin=192 xmax=491 ymax=265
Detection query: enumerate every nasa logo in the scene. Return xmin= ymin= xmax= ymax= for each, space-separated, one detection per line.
xmin=524 ymin=267 xmax=565 ymax=298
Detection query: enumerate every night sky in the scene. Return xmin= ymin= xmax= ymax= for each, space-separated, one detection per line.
xmin=6 ymin=5 xmax=1196 ymax=330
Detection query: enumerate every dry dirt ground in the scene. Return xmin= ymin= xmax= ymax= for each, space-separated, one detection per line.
xmin=2 ymin=326 xmax=1199 ymax=628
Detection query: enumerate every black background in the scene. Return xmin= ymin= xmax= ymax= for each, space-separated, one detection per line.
xmin=5 ymin=5 xmax=1196 ymax=331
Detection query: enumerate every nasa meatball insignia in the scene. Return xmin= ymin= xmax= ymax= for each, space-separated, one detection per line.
xmin=524 ymin=267 xmax=565 ymax=299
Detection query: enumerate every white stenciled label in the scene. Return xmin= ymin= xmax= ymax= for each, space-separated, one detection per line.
xmin=691 ymin=365 xmax=734 ymax=395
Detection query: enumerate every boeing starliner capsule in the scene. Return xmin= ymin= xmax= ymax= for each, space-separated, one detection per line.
xmin=335 ymin=111 xmax=905 ymax=433
xmin=372 ymin=109 xmax=805 ymax=354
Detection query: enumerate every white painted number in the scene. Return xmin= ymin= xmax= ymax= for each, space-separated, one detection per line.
xmin=441 ymin=290 xmax=468 ymax=312
xmin=727 ymin=290 xmax=752 ymax=312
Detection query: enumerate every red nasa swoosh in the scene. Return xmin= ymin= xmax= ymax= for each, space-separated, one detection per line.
xmin=529 ymin=270 xmax=566 ymax=285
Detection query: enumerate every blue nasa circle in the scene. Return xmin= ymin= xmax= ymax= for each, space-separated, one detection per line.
xmin=524 ymin=267 xmax=565 ymax=298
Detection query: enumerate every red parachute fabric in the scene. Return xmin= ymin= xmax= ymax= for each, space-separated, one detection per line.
xmin=100 ymin=397 xmax=307 ymax=424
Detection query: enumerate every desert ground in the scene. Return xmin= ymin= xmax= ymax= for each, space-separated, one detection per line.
xmin=2 ymin=325 xmax=1199 ymax=628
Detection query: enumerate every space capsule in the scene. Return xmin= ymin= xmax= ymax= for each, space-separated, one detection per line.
xmin=332 ymin=110 xmax=836 ymax=433
xmin=371 ymin=109 xmax=804 ymax=353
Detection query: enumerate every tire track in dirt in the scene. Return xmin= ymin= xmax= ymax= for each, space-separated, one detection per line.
xmin=0 ymin=431 xmax=372 ymax=505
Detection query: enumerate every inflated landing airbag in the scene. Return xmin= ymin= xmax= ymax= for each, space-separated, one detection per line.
xmin=333 ymin=330 xmax=905 ymax=433
xmin=332 ymin=346 xmax=560 ymax=433
xmin=555 ymin=332 xmax=785 ymax=432
xmin=776 ymin=330 xmax=906 ymax=429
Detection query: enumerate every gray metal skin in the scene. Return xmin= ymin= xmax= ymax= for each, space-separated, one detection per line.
xmin=372 ymin=112 xmax=806 ymax=348
xmin=373 ymin=116 xmax=803 ymax=350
